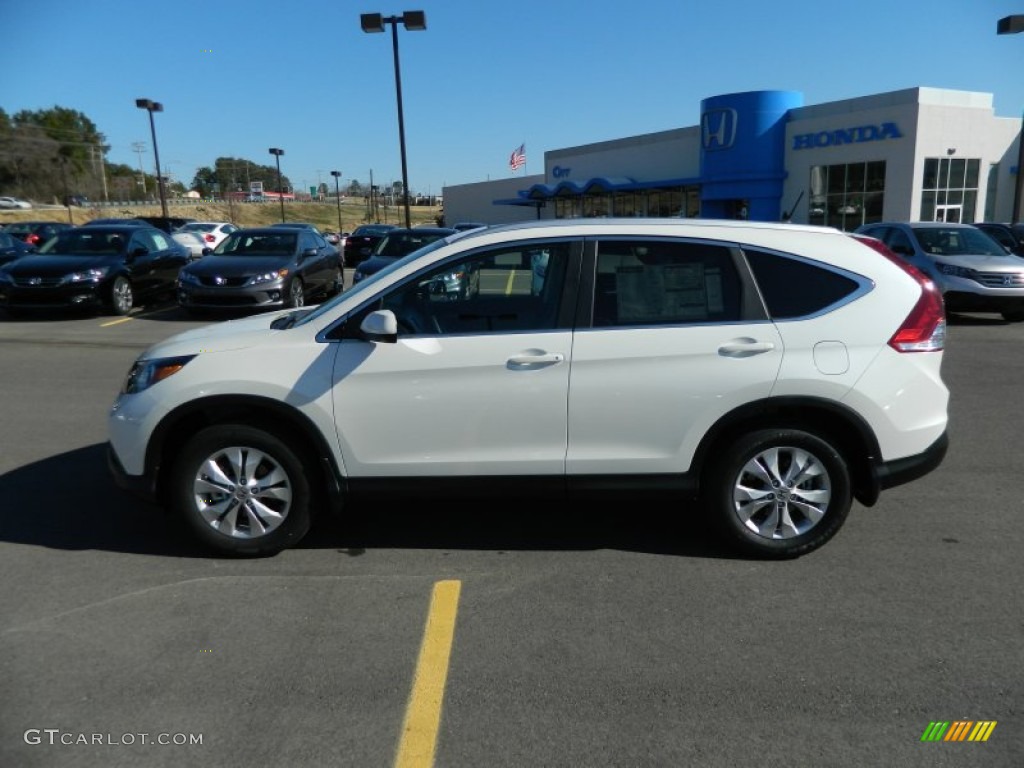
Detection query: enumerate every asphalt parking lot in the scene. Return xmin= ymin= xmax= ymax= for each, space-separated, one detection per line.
xmin=0 ymin=304 xmax=1021 ymax=768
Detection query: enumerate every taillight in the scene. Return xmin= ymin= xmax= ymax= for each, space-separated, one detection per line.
xmin=204 ymin=234 xmax=215 ymax=242
xmin=852 ymin=234 xmax=946 ymax=353
xmin=26 ymin=234 xmax=40 ymax=244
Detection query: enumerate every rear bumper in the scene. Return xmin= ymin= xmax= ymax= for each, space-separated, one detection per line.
xmin=876 ymin=430 xmax=949 ymax=491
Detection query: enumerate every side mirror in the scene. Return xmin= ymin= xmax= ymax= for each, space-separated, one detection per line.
xmin=301 ymin=247 xmax=318 ymax=261
xmin=360 ymin=309 xmax=398 ymax=343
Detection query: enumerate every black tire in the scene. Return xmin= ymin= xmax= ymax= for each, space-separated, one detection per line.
xmin=288 ymin=278 xmax=305 ymax=308
xmin=108 ymin=276 xmax=134 ymax=316
xmin=703 ymin=428 xmax=852 ymax=559
xmin=1001 ymin=310 xmax=1024 ymax=322
xmin=168 ymin=424 xmax=313 ymax=556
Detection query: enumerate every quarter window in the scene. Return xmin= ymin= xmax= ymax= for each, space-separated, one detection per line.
xmin=744 ymin=248 xmax=860 ymax=319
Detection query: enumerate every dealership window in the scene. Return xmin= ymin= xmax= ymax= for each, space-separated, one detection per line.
xmin=553 ymin=186 xmax=699 ymax=220
xmin=808 ymin=161 xmax=885 ymax=230
xmin=920 ymin=157 xmax=980 ymax=223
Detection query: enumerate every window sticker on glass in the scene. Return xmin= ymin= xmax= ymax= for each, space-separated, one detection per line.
xmin=616 ymin=262 xmax=713 ymax=322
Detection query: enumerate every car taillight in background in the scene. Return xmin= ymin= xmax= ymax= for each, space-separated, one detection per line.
xmin=26 ymin=234 xmax=41 ymax=245
xmin=204 ymin=234 xmax=216 ymax=242
xmin=853 ymin=234 xmax=946 ymax=353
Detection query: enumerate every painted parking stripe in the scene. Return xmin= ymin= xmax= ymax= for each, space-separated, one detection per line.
xmin=394 ymin=579 xmax=462 ymax=768
xmin=99 ymin=316 xmax=135 ymax=327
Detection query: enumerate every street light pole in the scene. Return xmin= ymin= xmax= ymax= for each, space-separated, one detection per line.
xmin=998 ymin=15 xmax=1024 ymax=225
xmin=135 ymin=99 xmax=168 ymax=218
xmin=269 ymin=148 xmax=286 ymax=222
xmin=360 ymin=10 xmax=426 ymax=229
xmin=330 ymin=170 xmax=344 ymax=235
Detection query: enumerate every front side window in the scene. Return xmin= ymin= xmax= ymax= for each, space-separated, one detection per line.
xmin=592 ymin=240 xmax=741 ymax=327
xmin=363 ymin=241 xmax=573 ymax=336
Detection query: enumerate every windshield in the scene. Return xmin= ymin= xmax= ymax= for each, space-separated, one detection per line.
xmin=39 ymin=230 xmax=126 ymax=255
xmin=295 ymin=236 xmax=451 ymax=327
xmin=352 ymin=225 xmax=393 ymax=236
xmin=213 ymin=232 xmax=296 ymax=256
xmin=911 ymin=226 xmax=1008 ymax=257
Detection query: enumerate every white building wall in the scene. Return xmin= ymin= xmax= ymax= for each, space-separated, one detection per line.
xmin=545 ymin=127 xmax=701 ymax=184
xmin=442 ymin=175 xmax=544 ymax=227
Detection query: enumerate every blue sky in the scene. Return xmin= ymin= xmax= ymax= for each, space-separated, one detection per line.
xmin=2 ymin=0 xmax=1023 ymax=196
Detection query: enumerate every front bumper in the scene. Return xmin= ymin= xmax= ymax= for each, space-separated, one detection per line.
xmin=177 ymin=282 xmax=287 ymax=309
xmin=0 ymin=280 xmax=105 ymax=309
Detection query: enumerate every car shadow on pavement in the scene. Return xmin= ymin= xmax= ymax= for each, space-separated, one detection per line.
xmin=0 ymin=444 xmax=203 ymax=557
xmin=310 ymin=495 xmax=735 ymax=560
xmin=0 ymin=444 xmax=735 ymax=560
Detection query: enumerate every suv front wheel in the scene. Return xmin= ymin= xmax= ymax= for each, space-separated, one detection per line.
xmin=705 ymin=428 xmax=852 ymax=559
xmin=169 ymin=424 xmax=313 ymax=556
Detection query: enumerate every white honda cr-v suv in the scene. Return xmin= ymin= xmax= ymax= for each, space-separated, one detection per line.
xmin=108 ymin=219 xmax=949 ymax=558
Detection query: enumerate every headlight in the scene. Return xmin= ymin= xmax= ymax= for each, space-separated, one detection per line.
xmin=60 ymin=266 xmax=110 ymax=284
xmin=121 ymin=355 xmax=196 ymax=394
xmin=177 ymin=271 xmax=201 ymax=286
xmin=937 ymin=262 xmax=977 ymax=279
xmin=246 ymin=269 xmax=288 ymax=286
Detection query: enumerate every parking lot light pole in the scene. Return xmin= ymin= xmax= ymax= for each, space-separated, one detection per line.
xmin=268 ymin=148 xmax=286 ymax=222
xmin=998 ymin=16 xmax=1024 ymax=224
xmin=135 ymin=99 xmax=168 ymax=218
xmin=330 ymin=170 xmax=344 ymax=235
xmin=360 ymin=10 xmax=426 ymax=229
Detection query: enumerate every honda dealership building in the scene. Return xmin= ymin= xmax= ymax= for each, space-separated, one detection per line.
xmin=442 ymin=87 xmax=1022 ymax=230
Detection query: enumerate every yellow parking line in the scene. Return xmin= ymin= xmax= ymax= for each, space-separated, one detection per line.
xmin=394 ymin=579 xmax=462 ymax=768
xmin=99 ymin=316 xmax=134 ymax=327
xmin=504 ymin=269 xmax=516 ymax=295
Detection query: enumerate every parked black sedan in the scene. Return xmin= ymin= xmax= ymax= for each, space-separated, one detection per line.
xmin=343 ymin=224 xmax=398 ymax=267
xmin=0 ymin=231 xmax=37 ymax=266
xmin=3 ymin=220 xmax=75 ymax=248
xmin=0 ymin=225 xmax=190 ymax=316
xmin=176 ymin=227 xmax=342 ymax=314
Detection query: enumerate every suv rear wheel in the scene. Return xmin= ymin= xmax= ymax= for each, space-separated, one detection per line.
xmin=169 ymin=424 xmax=313 ymax=556
xmin=705 ymin=429 xmax=852 ymax=559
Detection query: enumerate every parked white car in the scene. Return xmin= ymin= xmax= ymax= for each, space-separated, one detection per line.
xmin=169 ymin=230 xmax=209 ymax=260
xmin=108 ymin=219 xmax=950 ymax=558
xmin=175 ymin=221 xmax=238 ymax=251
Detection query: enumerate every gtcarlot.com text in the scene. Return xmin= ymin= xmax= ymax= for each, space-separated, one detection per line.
xmin=24 ymin=729 xmax=203 ymax=746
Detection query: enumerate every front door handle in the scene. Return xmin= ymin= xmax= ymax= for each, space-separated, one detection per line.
xmin=507 ymin=351 xmax=565 ymax=368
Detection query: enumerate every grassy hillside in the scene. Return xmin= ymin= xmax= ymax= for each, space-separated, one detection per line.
xmin=0 ymin=198 xmax=444 ymax=232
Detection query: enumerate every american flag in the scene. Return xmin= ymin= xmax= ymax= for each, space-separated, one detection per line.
xmin=509 ymin=143 xmax=526 ymax=171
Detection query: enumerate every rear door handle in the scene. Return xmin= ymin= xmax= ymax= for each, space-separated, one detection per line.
xmin=718 ymin=339 xmax=776 ymax=357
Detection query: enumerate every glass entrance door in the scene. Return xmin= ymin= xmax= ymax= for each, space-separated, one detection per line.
xmin=934 ymin=205 xmax=962 ymax=223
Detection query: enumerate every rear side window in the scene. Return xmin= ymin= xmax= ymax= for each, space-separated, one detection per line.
xmin=593 ymin=240 xmax=741 ymax=327
xmin=744 ymin=248 xmax=859 ymax=319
